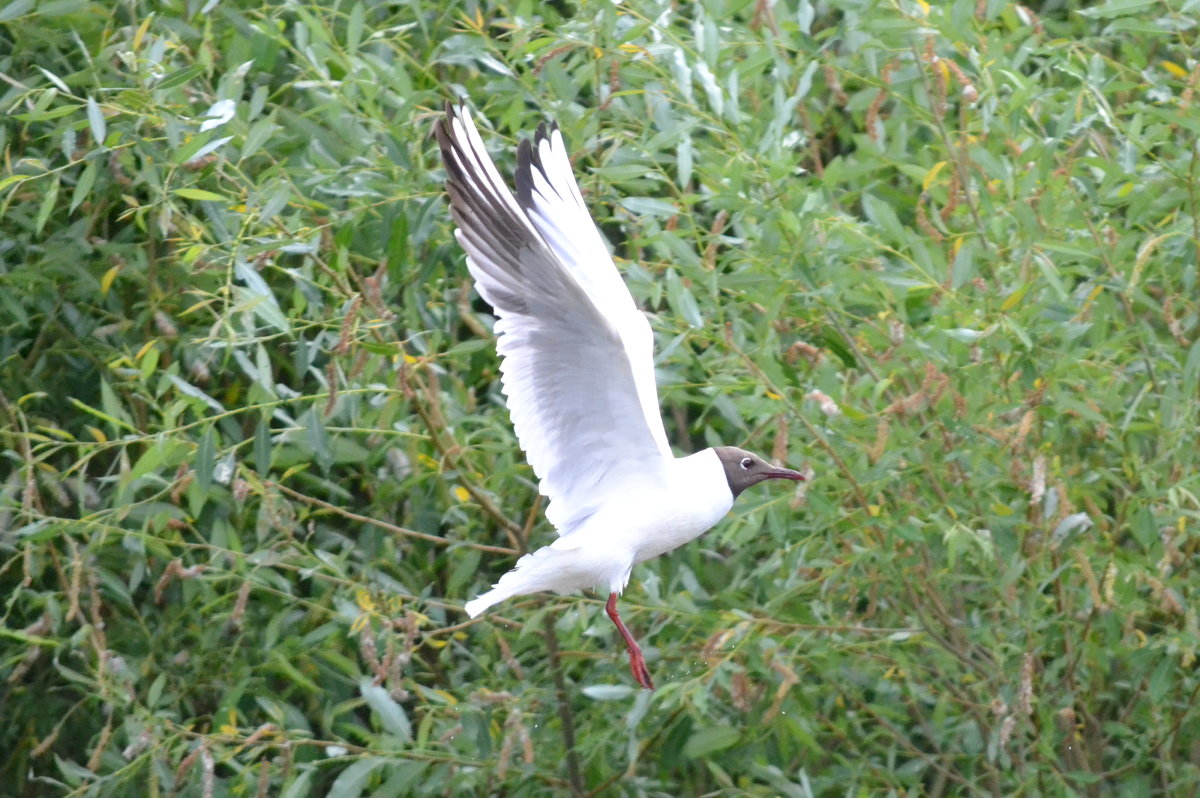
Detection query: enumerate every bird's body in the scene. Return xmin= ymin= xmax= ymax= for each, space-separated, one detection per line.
xmin=435 ymin=103 xmax=805 ymax=688
xmin=464 ymin=448 xmax=734 ymax=617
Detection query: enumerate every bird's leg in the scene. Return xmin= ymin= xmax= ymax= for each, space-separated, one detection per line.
xmin=605 ymin=592 xmax=654 ymax=690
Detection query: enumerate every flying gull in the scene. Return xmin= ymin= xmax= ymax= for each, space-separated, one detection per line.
xmin=435 ymin=103 xmax=806 ymax=689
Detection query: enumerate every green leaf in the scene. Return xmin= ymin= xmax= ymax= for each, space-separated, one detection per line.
xmin=360 ymin=680 xmax=412 ymax=740
xmin=861 ymin=193 xmax=905 ymax=243
xmin=68 ymin=160 xmax=97 ymax=212
xmin=156 ymin=63 xmax=204 ymax=91
xmin=242 ymin=118 xmax=279 ymax=161
xmin=34 ymin=176 xmax=59 ymax=234
xmin=172 ymin=187 xmax=227 ymax=201
xmin=35 ymin=65 xmax=69 ymax=92
xmin=0 ymin=0 xmax=35 ymax=22
xmin=1077 ymin=0 xmax=1156 ymax=18
xmin=665 ymin=268 xmax=704 ymax=328
xmin=279 ymin=771 xmax=313 ymax=798
xmin=85 ymin=96 xmax=106 ymax=145
xmin=254 ymin=414 xmax=273 ymax=473
xmin=347 ymin=2 xmax=365 ymax=52
xmin=195 ymin=425 xmax=215 ymax=493
xmin=620 ymin=196 xmax=678 ymax=217
xmin=302 ymin=406 xmax=332 ymax=471
xmin=327 ymin=758 xmax=385 ymax=798
xmin=683 ymin=725 xmax=741 ymax=758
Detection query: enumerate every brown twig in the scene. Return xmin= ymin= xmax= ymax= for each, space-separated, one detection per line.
xmin=541 ymin=611 xmax=585 ymax=796
xmin=267 ymin=481 xmax=516 ymax=556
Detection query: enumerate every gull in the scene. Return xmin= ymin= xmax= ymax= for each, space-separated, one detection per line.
xmin=435 ymin=102 xmax=806 ymax=690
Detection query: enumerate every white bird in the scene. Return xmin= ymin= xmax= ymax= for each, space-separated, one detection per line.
xmin=435 ymin=102 xmax=805 ymax=689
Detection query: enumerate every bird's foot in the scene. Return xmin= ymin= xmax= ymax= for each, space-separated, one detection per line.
xmin=606 ymin=592 xmax=656 ymax=690
xmin=628 ymin=648 xmax=655 ymax=690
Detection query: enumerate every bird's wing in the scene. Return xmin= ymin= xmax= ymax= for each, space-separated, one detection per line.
xmin=436 ymin=103 xmax=673 ymax=533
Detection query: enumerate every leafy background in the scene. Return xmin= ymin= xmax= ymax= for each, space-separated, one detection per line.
xmin=2 ymin=0 xmax=1198 ymax=795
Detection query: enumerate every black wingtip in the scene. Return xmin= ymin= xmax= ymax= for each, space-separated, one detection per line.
xmin=434 ymin=100 xmax=456 ymax=140
xmin=517 ymin=117 xmax=565 ymax=207
xmin=515 ymin=137 xmax=535 ymax=209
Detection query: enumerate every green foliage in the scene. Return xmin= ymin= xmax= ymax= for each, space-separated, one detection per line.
xmin=2 ymin=0 xmax=1198 ymax=795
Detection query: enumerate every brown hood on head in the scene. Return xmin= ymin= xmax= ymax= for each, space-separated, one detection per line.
xmin=712 ymin=446 xmax=805 ymax=498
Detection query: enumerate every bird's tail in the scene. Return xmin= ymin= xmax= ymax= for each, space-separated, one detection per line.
xmin=463 ymin=541 xmax=594 ymax=618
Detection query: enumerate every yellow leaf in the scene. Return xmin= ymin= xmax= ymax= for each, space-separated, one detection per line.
xmin=430 ymin=689 xmax=459 ymax=706
xmin=279 ymin=463 xmax=310 ymax=481
xmin=1000 ymin=282 xmax=1030 ymax=312
xmin=100 ymin=265 xmax=120 ymax=296
xmin=914 ymin=0 xmax=929 ymax=15
xmin=133 ymin=14 xmax=154 ymax=51
xmin=87 ymin=426 xmax=108 ymax=443
xmin=453 ymin=486 xmax=470 ymax=502
xmin=181 ymin=244 xmax=204 ymax=265
xmin=135 ymin=339 xmax=157 ymax=360
xmin=765 ymin=390 xmax=781 ymax=400
xmin=867 ymin=504 xmax=880 ymax=517
xmin=36 ymin=425 xmax=76 ymax=442
xmin=355 ymin=589 xmax=377 ymax=613
xmin=1078 ymin=283 xmax=1103 ymax=313
xmin=180 ymin=298 xmax=216 ymax=317
xmin=1161 ymin=60 xmax=1188 ymax=79
xmin=922 ymin=161 xmax=947 ymax=191
xmin=351 ymin=614 xmax=369 ymax=634
xmin=937 ymin=60 xmax=951 ymax=87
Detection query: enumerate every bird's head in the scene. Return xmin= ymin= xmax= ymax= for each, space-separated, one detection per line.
xmin=712 ymin=446 xmax=806 ymax=498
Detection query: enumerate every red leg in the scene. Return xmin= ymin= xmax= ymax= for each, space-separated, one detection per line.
xmin=605 ymin=592 xmax=654 ymax=690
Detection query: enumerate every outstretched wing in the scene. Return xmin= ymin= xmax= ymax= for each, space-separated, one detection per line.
xmin=435 ymin=103 xmax=673 ymax=533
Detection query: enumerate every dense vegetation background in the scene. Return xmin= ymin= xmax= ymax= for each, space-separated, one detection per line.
xmin=2 ymin=0 xmax=1198 ymax=795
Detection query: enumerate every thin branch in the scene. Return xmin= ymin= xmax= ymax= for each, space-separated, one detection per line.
xmin=268 ymin=481 xmax=516 ymax=556
xmin=541 ymin=611 xmax=585 ymax=797
xmin=408 ymin=364 xmax=525 ymax=546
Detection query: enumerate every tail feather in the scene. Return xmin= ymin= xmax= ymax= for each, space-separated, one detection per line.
xmin=464 ymin=587 xmax=514 ymax=618
xmin=464 ymin=541 xmax=611 ymax=617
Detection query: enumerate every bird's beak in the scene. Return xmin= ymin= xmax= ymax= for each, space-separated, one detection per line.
xmin=766 ymin=466 xmax=806 ymax=482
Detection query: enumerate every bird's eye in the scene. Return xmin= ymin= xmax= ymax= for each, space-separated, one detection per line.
xmin=740 ymin=457 xmax=753 ymax=469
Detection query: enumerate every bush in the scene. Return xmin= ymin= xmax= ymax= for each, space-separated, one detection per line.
xmin=2 ymin=0 xmax=1197 ymax=795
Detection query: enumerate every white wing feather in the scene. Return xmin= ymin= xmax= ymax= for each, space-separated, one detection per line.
xmin=436 ymin=104 xmax=673 ymax=533
xmin=516 ymin=125 xmax=672 ymax=461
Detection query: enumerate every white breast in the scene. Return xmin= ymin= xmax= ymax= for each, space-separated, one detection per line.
xmin=630 ymin=448 xmax=733 ymax=564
